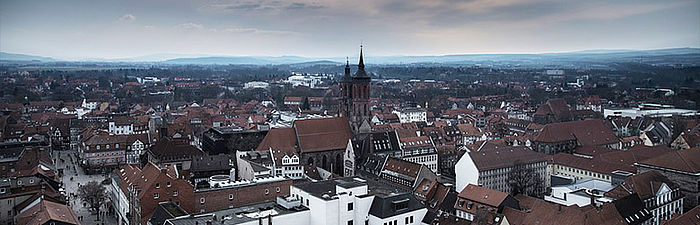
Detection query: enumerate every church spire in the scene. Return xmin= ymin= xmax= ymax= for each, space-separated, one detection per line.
xmin=344 ymin=57 xmax=350 ymax=77
xmin=353 ymin=44 xmax=369 ymax=78
xmin=358 ymin=45 xmax=365 ymax=71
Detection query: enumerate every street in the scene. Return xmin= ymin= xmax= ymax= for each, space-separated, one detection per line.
xmin=56 ymin=150 xmax=119 ymax=225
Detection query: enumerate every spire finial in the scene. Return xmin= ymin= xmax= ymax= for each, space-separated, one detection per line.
xmin=358 ymin=44 xmax=364 ymax=69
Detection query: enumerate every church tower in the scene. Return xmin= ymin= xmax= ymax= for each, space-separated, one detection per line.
xmin=339 ymin=46 xmax=372 ymax=135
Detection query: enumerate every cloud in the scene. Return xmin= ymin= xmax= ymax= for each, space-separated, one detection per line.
xmin=177 ymin=23 xmax=204 ymax=30
xmin=210 ymin=0 xmax=326 ymax=12
xmin=119 ymin=14 xmax=136 ymax=21
xmin=220 ymin=27 xmax=299 ymax=35
xmin=284 ymin=2 xmax=325 ymax=10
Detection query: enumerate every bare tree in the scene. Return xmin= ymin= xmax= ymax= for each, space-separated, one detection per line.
xmin=78 ymin=181 xmax=107 ymax=221
xmin=508 ymin=160 xmax=544 ymax=197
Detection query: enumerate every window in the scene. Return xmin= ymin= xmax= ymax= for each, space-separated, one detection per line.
xmin=347 ymin=220 xmax=353 ymax=225
xmin=229 ymin=194 xmax=234 ymax=200
xmin=154 ymin=193 xmax=159 ymax=199
xmin=200 ymin=198 xmax=205 ymax=204
xmin=410 ymin=216 xmax=413 ymax=223
xmin=276 ymin=187 xmax=281 ymax=193
xmin=348 ymin=202 xmax=353 ymax=211
xmin=167 ymin=182 xmax=171 ymax=187
xmin=155 ymin=183 xmax=160 ymax=189
xmin=173 ymin=190 xmax=178 ymax=196
xmin=265 ymin=189 xmax=269 ymax=195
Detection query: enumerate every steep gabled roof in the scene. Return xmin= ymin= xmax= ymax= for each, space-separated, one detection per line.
xmin=605 ymin=171 xmax=680 ymax=200
xmin=16 ymin=199 xmax=79 ymax=225
xmin=535 ymin=119 xmax=618 ymax=146
xmin=294 ymin=117 xmax=352 ymax=153
xmin=637 ymin=148 xmax=700 ymax=174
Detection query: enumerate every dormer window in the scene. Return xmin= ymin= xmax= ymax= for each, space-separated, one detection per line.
xmin=155 ymin=183 xmax=160 ymax=189
xmin=167 ymin=181 xmax=171 ymax=187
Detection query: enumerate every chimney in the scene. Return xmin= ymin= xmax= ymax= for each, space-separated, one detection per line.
xmin=206 ymin=220 xmax=212 ymax=225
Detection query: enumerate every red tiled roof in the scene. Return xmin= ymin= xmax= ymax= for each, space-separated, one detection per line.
xmin=383 ymin=157 xmax=421 ymax=178
xmin=549 ymin=153 xmax=636 ymax=174
xmin=457 ymin=184 xmax=509 ymax=209
xmin=504 ymin=195 xmax=627 ymax=225
xmin=662 ymin=205 xmax=700 ymax=225
xmin=470 ymin=145 xmax=546 ymax=171
xmin=637 ymin=148 xmax=700 ymax=173
xmin=294 ymin=117 xmax=352 ymax=153
xmin=257 ymin=128 xmax=297 ymax=151
xmin=535 ymin=119 xmax=618 ymax=146
xmin=605 ymin=171 xmax=679 ymax=200
xmin=16 ymin=199 xmax=79 ymax=225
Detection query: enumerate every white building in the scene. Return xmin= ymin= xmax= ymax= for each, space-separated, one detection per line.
xmin=244 ymin=81 xmax=270 ymax=89
xmin=394 ymin=108 xmax=427 ymax=124
xmin=163 ymin=198 xmax=310 ymax=225
xmin=286 ymin=74 xmax=323 ymax=87
xmin=455 ymin=144 xmax=547 ymax=194
xmin=290 ymin=177 xmax=426 ymax=225
xmin=605 ymin=171 xmax=684 ymax=225
xmin=291 ymin=177 xmax=374 ymax=225
xmin=109 ymin=120 xmax=134 ymax=135
xmin=603 ymin=108 xmax=699 ymax=119
xmin=545 ymin=179 xmax=614 ymax=207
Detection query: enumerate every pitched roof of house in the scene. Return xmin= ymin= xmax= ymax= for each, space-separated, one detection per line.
xmin=637 ymin=148 xmax=700 ymax=174
xmin=293 ymin=117 xmax=352 ymax=153
xmin=383 ymin=157 xmax=421 ymax=179
xmin=148 ymin=138 xmax=204 ymax=159
xmin=605 ymin=171 xmax=680 ymax=200
xmin=469 ymin=145 xmax=546 ymax=171
xmin=662 ymin=205 xmax=700 ymax=225
xmin=535 ymin=119 xmax=618 ymax=146
xmin=457 ymin=184 xmax=509 ymax=208
xmin=549 ymin=153 xmax=636 ymax=174
xmin=256 ymin=127 xmax=297 ymax=151
xmin=16 ymin=199 xmax=79 ymax=225
xmin=504 ymin=195 xmax=630 ymax=225
xmin=116 ymin=163 xmax=184 ymax=199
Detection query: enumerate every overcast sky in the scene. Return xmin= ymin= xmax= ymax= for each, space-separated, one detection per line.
xmin=1 ymin=0 xmax=698 ymax=60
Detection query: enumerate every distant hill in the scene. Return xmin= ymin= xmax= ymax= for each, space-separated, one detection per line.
xmin=0 ymin=52 xmax=54 ymax=62
xmin=162 ymin=55 xmax=337 ymax=65
xmin=2 ymin=48 xmax=698 ymax=67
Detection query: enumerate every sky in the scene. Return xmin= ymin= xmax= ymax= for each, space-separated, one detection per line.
xmin=0 ymin=0 xmax=699 ymax=60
